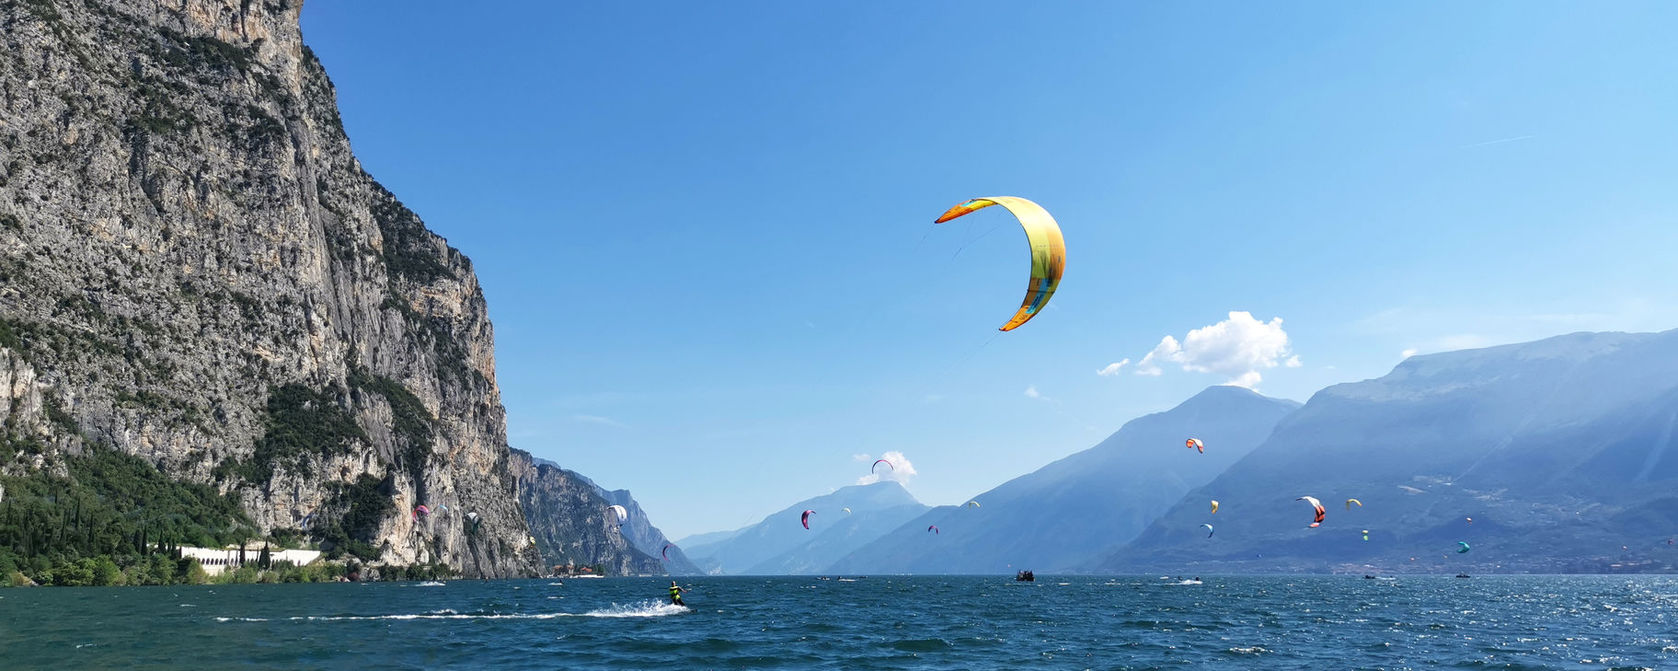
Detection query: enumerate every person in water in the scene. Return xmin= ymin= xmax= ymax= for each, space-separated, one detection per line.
xmin=668 ymin=581 xmax=688 ymax=606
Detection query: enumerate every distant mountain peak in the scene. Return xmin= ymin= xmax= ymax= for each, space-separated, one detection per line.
xmin=1184 ymin=384 xmax=1299 ymax=407
xmin=833 ymin=480 xmax=917 ymax=500
xmin=531 ymin=456 xmax=563 ymax=470
xmin=829 ymin=383 xmax=1302 ymax=574
xmin=1323 ymin=328 xmax=1678 ymax=414
xmin=1101 ymin=327 xmax=1678 ymax=574
xmin=678 ymin=479 xmax=930 ymax=574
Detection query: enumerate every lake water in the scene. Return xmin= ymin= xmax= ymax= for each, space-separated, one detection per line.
xmin=1 ymin=575 xmax=1673 ymax=669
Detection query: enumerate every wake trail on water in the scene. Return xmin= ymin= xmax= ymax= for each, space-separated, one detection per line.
xmin=581 ymin=601 xmax=690 ymax=618
xmin=213 ymin=601 xmax=688 ymax=623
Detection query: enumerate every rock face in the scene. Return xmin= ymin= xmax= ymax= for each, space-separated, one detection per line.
xmin=0 ymin=0 xmax=536 ymax=576
xmin=830 ymin=386 xmax=1300 ymax=574
xmin=511 ymin=450 xmax=663 ymax=576
xmin=1101 ymin=330 xmax=1678 ymax=574
xmin=598 ymin=488 xmax=702 ymax=575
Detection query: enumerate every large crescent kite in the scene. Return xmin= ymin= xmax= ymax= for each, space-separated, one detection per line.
xmin=933 ymin=196 xmax=1066 ymax=331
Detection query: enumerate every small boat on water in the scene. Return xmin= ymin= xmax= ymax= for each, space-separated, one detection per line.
xmin=1455 ymin=573 xmax=1471 ymax=578
xmin=1014 ymin=570 xmax=1035 ymax=582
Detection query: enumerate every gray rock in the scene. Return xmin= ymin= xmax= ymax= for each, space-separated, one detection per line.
xmin=0 ymin=0 xmax=537 ymax=577
xmin=510 ymin=449 xmax=663 ymax=576
xmin=598 ymin=487 xmax=703 ymax=575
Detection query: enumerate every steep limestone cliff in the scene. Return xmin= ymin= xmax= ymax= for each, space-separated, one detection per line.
xmin=511 ymin=449 xmax=664 ymax=576
xmin=533 ymin=454 xmax=700 ymax=574
xmin=0 ymin=0 xmax=536 ymax=576
xmin=598 ymin=487 xmax=702 ymax=575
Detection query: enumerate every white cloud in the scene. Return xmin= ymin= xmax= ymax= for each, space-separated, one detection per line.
xmin=1355 ymin=301 xmax=1678 ymax=361
xmin=855 ymin=450 xmax=918 ymax=485
xmin=1134 ymin=336 xmax=1177 ymax=376
xmin=1024 ymin=385 xmax=1041 ymax=399
xmin=1227 ymin=371 xmax=1263 ymax=388
xmin=851 ymin=453 xmax=872 ymax=463
xmin=1096 ymin=358 xmax=1130 ymax=376
xmin=1435 ymin=333 xmax=1490 ymax=351
xmin=570 ymin=414 xmax=626 ymax=428
xmin=1458 ymin=134 xmax=1535 ymax=149
xmin=1396 ymin=335 xmax=1490 ymax=359
xmin=1129 ymin=311 xmax=1297 ymax=388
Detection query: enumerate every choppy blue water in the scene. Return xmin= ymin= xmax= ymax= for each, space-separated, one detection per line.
xmin=1 ymin=575 xmax=1674 ymax=669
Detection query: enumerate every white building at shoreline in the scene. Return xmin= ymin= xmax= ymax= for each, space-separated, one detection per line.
xmin=177 ymin=544 xmax=323 ymax=576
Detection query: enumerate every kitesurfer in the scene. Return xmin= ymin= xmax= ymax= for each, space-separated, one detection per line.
xmin=668 ymin=581 xmax=688 ymax=607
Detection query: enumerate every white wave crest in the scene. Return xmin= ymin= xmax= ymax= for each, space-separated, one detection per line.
xmin=215 ymin=602 xmax=687 ymax=623
xmin=581 ymin=601 xmax=689 ymax=618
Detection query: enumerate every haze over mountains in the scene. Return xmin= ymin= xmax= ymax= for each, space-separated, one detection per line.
xmin=684 ymin=329 xmax=1678 ymax=575
xmin=680 ymin=481 xmax=928 ymax=574
xmin=1103 ymin=330 xmax=1678 ymax=574
xmin=829 ymin=386 xmax=1299 ymax=573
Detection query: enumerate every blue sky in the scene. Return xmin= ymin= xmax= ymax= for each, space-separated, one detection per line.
xmin=300 ymin=2 xmax=1678 ymax=539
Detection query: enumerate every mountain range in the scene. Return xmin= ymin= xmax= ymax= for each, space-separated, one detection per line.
xmin=829 ymin=386 xmax=1299 ymax=573
xmin=680 ymin=481 xmax=928 ymax=574
xmin=1101 ymin=330 xmax=1678 ymax=574
xmin=685 ymin=330 xmax=1678 ymax=575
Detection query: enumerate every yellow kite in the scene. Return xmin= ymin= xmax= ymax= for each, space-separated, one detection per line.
xmin=934 ymin=196 xmax=1065 ymax=331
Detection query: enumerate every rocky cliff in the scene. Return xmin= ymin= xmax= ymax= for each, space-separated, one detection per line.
xmin=598 ymin=487 xmax=702 ymax=575
xmin=511 ymin=449 xmax=663 ymax=576
xmin=0 ymin=0 xmax=536 ymax=576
